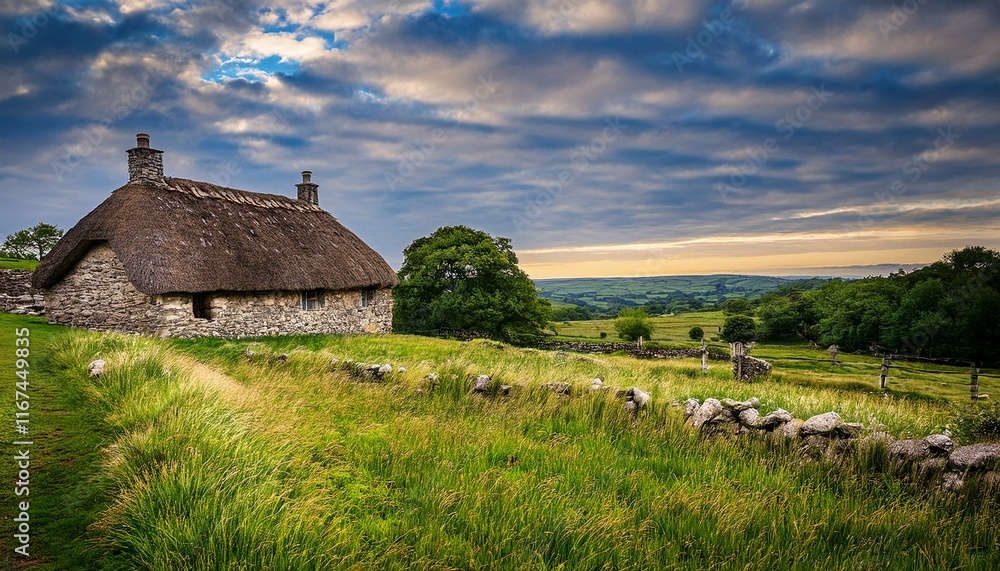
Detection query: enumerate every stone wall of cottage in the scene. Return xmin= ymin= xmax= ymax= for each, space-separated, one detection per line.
xmin=0 ymin=269 xmax=44 ymax=315
xmin=152 ymin=288 xmax=393 ymax=338
xmin=44 ymin=242 xmax=394 ymax=337
xmin=44 ymin=243 xmax=158 ymax=333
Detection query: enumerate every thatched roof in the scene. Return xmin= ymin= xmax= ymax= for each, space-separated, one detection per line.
xmin=33 ymin=178 xmax=399 ymax=294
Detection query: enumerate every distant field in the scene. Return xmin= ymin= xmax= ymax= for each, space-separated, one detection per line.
xmin=0 ymin=257 xmax=38 ymax=270
xmin=536 ymin=274 xmax=824 ymax=310
xmin=552 ymin=310 xmax=727 ymax=345
xmin=549 ymin=311 xmax=999 ymax=403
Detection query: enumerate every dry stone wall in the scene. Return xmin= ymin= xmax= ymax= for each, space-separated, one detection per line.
xmin=0 ymin=269 xmax=44 ymax=315
xmin=43 ymin=242 xmax=393 ymax=337
xmin=683 ymin=396 xmax=1000 ymax=492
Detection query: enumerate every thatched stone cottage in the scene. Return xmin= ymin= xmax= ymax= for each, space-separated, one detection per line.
xmin=32 ymin=134 xmax=398 ymax=337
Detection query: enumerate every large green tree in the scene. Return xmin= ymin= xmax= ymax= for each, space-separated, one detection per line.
xmin=721 ymin=315 xmax=757 ymax=344
xmin=393 ymin=226 xmax=551 ymax=342
xmin=1 ymin=222 xmax=63 ymax=260
xmin=614 ymin=308 xmax=653 ymax=342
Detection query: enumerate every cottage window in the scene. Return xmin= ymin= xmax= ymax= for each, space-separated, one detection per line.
xmin=360 ymin=288 xmax=377 ymax=307
xmin=301 ymin=290 xmax=324 ymax=311
xmin=192 ymin=293 xmax=212 ymax=320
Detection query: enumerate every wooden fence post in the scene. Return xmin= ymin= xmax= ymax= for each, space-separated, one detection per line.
xmin=701 ymin=338 xmax=708 ymax=372
xmin=731 ymin=342 xmax=745 ymax=381
xmin=971 ymin=364 xmax=980 ymax=401
xmin=637 ymin=336 xmax=643 ymax=349
xmin=879 ymin=355 xmax=891 ymax=389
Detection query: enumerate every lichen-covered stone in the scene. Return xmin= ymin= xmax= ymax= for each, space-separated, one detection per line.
xmin=88 ymin=359 xmax=106 ymax=378
xmin=472 ymin=375 xmax=491 ymax=393
xmin=888 ymin=439 xmax=930 ymax=463
xmin=758 ymin=409 xmax=793 ymax=430
xmin=923 ymin=434 xmax=955 ymax=456
xmin=834 ymin=422 xmax=864 ymax=439
xmin=682 ymin=398 xmax=700 ymax=417
xmin=738 ymin=408 xmax=760 ymax=427
xmin=721 ymin=397 xmax=760 ymax=411
xmin=777 ymin=418 xmax=804 ymax=439
xmin=628 ymin=387 xmax=650 ymax=408
xmin=690 ymin=398 xmax=722 ymax=428
xmin=948 ymin=443 xmax=1000 ymax=472
xmin=801 ymin=412 xmax=842 ymax=436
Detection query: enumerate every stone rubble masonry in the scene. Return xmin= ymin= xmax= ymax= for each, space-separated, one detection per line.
xmin=0 ymin=269 xmax=44 ymax=315
xmin=43 ymin=242 xmax=393 ymax=337
xmin=127 ymin=146 xmax=165 ymax=186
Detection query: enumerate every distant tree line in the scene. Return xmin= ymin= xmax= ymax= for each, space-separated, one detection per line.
xmin=756 ymin=246 xmax=1000 ymax=365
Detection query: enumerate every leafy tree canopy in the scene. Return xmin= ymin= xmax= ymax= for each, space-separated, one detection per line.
xmin=1 ymin=222 xmax=63 ymax=260
xmin=750 ymin=246 xmax=1000 ymax=364
xmin=614 ymin=308 xmax=653 ymax=342
xmin=392 ymin=226 xmax=551 ymax=342
xmin=721 ymin=315 xmax=757 ymax=344
xmin=721 ymin=298 xmax=752 ymax=316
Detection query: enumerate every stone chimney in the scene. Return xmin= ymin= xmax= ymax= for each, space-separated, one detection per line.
xmin=126 ymin=133 xmax=165 ymax=185
xmin=295 ymin=171 xmax=319 ymax=205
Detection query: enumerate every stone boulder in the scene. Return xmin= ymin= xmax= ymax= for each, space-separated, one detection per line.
xmin=948 ymin=443 xmax=1000 ymax=473
xmin=689 ymin=398 xmax=722 ymax=428
xmin=758 ymin=409 xmax=793 ymax=430
xmin=472 ymin=375 xmax=491 ymax=393
xmin=777 ymin=418 xmax=804 ymax=439
xmin=800 ymin=412 xmax=842 ymax=436
xmin=888 ymin=439 xmax=931 ymax=464
xmin=545 ymin=382 xmax=572 ymax=395
xmin=738 ymin=408 xmax=760 ymax=428
xmin=834 ymin=422 xmax=864 ymax=439
xmin=682 ymin=398 xmax=700 ymax=417
xmin=624 ymin=387 xmax=651 ymax=412
xmin=721 ymin=397 xmax=760 ymax=412
xmin=88 ymin=359 xmax=106 ymax=378
xmin=924 ymin=434 xmax=955 ymax=456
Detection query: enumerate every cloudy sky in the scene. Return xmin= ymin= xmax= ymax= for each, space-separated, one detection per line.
xmin=1 ymin=0 xmax=998 ymax=278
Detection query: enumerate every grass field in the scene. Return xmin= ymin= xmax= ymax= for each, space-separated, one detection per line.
xmin=2 ymin=313 xmax=999 ymax=570
xmin=0 ymin=257 xmax=38 ymax=270
xmin=551 ymin=310 xmax=727 ymax=345
xmin=549 ymin=310 xmax=1000 ymax=403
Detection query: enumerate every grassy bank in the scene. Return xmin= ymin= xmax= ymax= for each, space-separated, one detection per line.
xmin=2 ymin=314 xmax=999 ymax=569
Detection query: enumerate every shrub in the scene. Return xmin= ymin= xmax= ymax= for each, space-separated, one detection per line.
xmin=688 ymin=326 xmax=704 ymax=341
xmin=614 ymin=308 xmax=653 ymax=342
xmin=599 ymin=332 xmax=607 ymax=339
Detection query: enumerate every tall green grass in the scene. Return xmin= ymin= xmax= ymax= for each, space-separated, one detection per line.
xmin=8 ymin=320 xmax=1000 ymax=569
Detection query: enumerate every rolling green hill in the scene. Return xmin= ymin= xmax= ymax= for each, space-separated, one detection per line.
xmin=535 ymin=274 xmax=827 ymax=316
